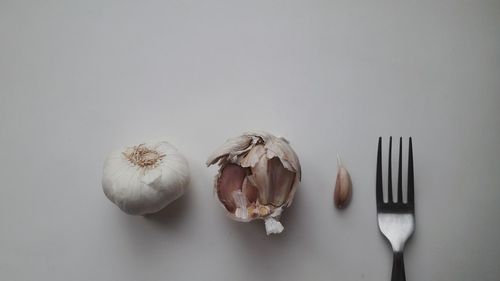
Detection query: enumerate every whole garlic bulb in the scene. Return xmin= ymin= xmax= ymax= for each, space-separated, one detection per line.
xmin=207 ymin=131 xmax=301 ymax=235
xmin=102 ymin=141 xmax=190 ymax=215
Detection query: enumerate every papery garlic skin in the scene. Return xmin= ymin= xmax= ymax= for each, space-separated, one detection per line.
xmin=207 ymin=131 xmax=301 ymax=235
xmin=102 ymin=141 xmax=189 ymax=215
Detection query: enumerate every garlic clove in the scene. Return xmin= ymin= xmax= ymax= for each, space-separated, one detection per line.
xmin=216 ymin=164 xmax=246 ymax=212
xmin=334 ymin=154 xmax=352 ymax=209
xmin=267 ymin=157 xmax=296 ymax=206
xmin=249 ymin=152 xmax=271 ymax=205
xmin=241 ymin=177 xmax=259 ymax=204
xmin=207 ymin=131 xmax=301 ymax=235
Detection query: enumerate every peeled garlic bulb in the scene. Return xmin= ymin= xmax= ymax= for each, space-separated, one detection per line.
xmin=334 ymin=154 xmax=352 ymax=209
xmin=102 ymin=141 xmax=190 ymax=215
xmin=207 ymin=131 xmax=301 ymax=235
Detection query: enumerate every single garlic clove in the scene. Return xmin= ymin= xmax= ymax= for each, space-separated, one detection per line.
xmin=216 ymin=164 xmax=246 ymax=213
xmin=334 ymin=154 xmax=352 ymax=209
xmin=249 ymin=150 xmax=271 ymax=205
xmin=241 ymin=177 xmax=259 ymax=204
xmin=207 ymin=131 xmax=301 ymax=235
xmin=102 ymin=141 xmax=190 ymax=215
xmin=268 ymin=157 xmax=296 ymax=206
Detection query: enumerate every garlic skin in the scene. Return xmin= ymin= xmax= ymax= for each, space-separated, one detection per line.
xmin=207 ymin=131 xmax=301 ymax=235
xmin=334 ymin=154 xmax=352 ymax=209
xmin=102 ymin=141 xmax=189 ymax=215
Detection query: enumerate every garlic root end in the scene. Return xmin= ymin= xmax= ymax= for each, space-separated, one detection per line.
xmin=264 ymin=217 xmax=284 ymax=235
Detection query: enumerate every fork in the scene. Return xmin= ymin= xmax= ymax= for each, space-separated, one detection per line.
xmin=376 ymin=137 xmax=415 ymax=281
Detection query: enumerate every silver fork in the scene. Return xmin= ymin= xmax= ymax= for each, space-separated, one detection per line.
xmin=376 ymin=137 xmax=415 ymax=281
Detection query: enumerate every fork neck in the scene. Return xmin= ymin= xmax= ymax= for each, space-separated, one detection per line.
xmin=391 ymin=252 xmax=406 ymax=281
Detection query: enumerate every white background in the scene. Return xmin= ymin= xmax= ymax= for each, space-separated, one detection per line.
xmin=1 ymin=1 xmax=500 ymax=280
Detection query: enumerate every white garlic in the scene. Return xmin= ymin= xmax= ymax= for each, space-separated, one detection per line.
xmin=102 ymin=141 xmax=190 ymax=215
xmin=207 ymin=131 xmax=301 ymax=235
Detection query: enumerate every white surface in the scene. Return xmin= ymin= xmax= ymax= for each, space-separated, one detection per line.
xmin=1 ymin=1 xmax=500 ymax=280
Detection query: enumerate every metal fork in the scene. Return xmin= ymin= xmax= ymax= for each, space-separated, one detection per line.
xmin=376 ymin=137 xmax=415 ymax=281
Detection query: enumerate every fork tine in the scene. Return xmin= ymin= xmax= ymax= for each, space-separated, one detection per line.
xmin=397 ymin=137 xmax=403 ymax=203
xmin=376 ymin=137 xmax=384 ymax=208
xmin=407 ymin=137 xmax=414 ymax=205
xmin=387 ymin=137 xmax=393 ymax=203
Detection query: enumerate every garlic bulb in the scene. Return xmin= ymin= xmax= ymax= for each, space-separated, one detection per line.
xmin=102 ymin=141 xmax=190 ymax=215
xmin=333 ymin=154 xmax=352 ymax=209
xmin=207 ymin=131 xmax=301 ymax=235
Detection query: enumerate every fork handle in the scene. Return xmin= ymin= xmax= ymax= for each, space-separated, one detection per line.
xmin=391 ymin=252 xmax=406 ymax=281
